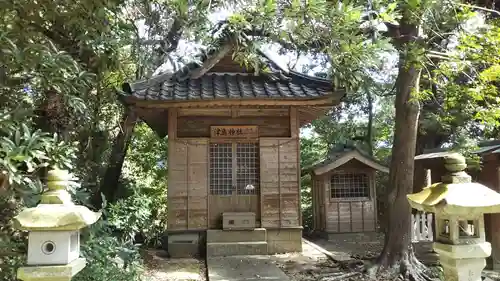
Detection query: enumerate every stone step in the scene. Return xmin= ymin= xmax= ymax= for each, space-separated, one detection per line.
xmin=207 ymin=228 xmax=267 ymax=243
xmin=207 ymin=241 xmax=268 ymax=257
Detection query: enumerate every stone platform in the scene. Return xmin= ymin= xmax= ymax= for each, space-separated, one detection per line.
xmin=206 ymin=229 xmax=268 ymax=257
xmin=206 ymin=228 xmax=303 ymax=257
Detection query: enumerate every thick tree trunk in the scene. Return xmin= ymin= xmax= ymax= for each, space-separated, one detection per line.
xmin=377 ymin=59 xmax=421 ymax=268
xmin=366 ymin=89 xmax=374 ymax=156
xmin=372 ymin=10 xmax=430 ymax=281
xmin=93 ymin=107 xmax=137 ymax=207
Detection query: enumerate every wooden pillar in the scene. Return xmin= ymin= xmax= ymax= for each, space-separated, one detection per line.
xmin=290 ymin=107 xmax=301 ymax=226
xmin=425 ymin=168 xmax=437 ymax=242
xmin=425 ymin=169 xmax=432 ymax=186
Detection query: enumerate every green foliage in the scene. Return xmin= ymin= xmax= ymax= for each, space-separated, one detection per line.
xmin=0 ymin=110 xmax=78 ymax=280
xmin=119 ymin=123 xmax=168 ymax=247
xmin=123 ymin=123 xmax=168 ymax=189
xmin=107 ymin=187 xmax=167 ymax=247
xmin=299 ymin=137 xmax=327 ymax=230
xmin=0 ymin=195 xmax=25 ymax=281
xmin=0 ymin=108 xmax=78 ymax=201
xmin=419 ymin=18 xmax=500 ymax=147
xmin=228 ymin=0 xmax=392 ymax=92
xmin=74 ymin=221 xmax=143 ymax=281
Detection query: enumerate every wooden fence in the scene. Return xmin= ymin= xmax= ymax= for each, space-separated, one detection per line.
xmin=411 ymin=211 xmax=433 ymax=242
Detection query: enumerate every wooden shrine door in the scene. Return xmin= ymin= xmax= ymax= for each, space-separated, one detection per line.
xmin=208 ymin=142 xmax=260 ymax=228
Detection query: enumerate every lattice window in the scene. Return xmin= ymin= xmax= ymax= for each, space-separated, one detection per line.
xmin=236 ymin=143 xmax=259 ymax=195
xmin=210 ymin=143 xmax=233 ymax=195
xmin=330 ymin=172 xmax=369 ymax=199
xmin=209 ymin=142 xmax=260 ymax=195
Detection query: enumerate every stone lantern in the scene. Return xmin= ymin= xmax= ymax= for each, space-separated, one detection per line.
xmin=407 ymin=153 xmax=500 ymax=281
xmin=13 ymin=169 xmax=101 ymax=281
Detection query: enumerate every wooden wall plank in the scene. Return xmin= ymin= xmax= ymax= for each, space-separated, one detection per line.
xmin=208 ymin=195 xmax=259 ymax=228
xmin=178 ymin=107 xmax=290 ymax=117
xmin=260 ymin=138 xmax=280 ymax=228
xmin=320 ymin=177 xmax=327 ymax=230
xmin=177 ymin=116 xmax=290 ymax=138
xmin=291 ymin=107 xmax=302 ymax=227
xmin=167 ymin=136 xmax=210 ymax=230
xmin=178 ymin=108 xmax=232 ymax=117
xmin=279 ymin=138 xmax=300 ymax=227
xmin=351 ymin=202 xmax=363 ymax=232
xmin=187 ymin=138 xmax=209 ymax=229
xmin=238 ymin=108 xmax=289 ymax=117
xmin=167 ymin=108 xmax=187 ymax=230
xmin=320 ymin=168 xmax=378 ymax=233
xmin=338 ymin=202 xmax=351 ymax=232
xmin=260 ymin=137 xmax=300 ymax=228
xmin=363 ymin=201 xmax=376 ymax=231
xmin=370 ymin=170 xmax=378 ymax=230
xmin=326 ymin=202 xmax=339 ymax=232
xmin=312 ymin=178 xmax=317 ymax=230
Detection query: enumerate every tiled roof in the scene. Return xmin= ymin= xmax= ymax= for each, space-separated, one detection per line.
xmin=120 ymin=29 xmax=341 ymax=104
xmin=418 ymin=140 xmax=500 ymax=156
xmin=303 ymin=144 xmax=388 ymax=174
xmin=474 ymin=140 xmax=500 ymax=154
xmin=125 ymin=72 xmax=333 ymax=102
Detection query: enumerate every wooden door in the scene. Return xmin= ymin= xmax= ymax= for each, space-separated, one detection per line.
xmin=208 ymin=142 xmax=260 ymax=228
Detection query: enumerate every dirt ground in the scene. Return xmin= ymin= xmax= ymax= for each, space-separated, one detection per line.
xmin=142 ymin=249 xmax=206 ymax=281
xmin=268 ymin=241 xmax=368 ymax=281
xmin=309 ymin=232 xmax=384 ymax=261
xmin=269 ymin=239 xmax=441 ymax=281
xmin=308 ymin=232 xmax=438 ymax=265
xmin=140 ymin=236 xmax=500 ymax=281
xmin=484 ymin=270 xmax=500 ymax=281
xmin=141 ymin=243 xmax=358 ymax=281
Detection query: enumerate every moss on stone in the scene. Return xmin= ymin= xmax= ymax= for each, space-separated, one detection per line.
xmin=13 ymin=205 xmax=101 ymax=231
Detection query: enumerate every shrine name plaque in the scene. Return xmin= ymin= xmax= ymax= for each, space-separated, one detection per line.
xmin=210 ymin=125 xmax=258 ymax=138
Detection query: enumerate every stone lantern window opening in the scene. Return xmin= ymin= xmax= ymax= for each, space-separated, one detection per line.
xmin=458 ymin=220 xmax=477 ymax=238
xmin=440 ymin=219 xmax=450 ymax=237
xmin=41 ymin=241 xmax=56 ymax=255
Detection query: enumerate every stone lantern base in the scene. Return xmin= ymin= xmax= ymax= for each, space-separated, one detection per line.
xmin=17 ymin=258 xmax=86 ymax=281
xmin=434 ymin=242 xmax=491 ymax=281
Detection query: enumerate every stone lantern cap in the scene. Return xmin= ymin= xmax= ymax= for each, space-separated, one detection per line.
xmin=13 ymin=169 xmax=101 ymax=231
xmin=407 ymin=153 xmax=500 ymax=216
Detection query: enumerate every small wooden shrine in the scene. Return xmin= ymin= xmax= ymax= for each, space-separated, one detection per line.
xmin=304 ymin=145 xmax=388 ymax=235
xmin=120 ymin=33 xmax=345 ymax=257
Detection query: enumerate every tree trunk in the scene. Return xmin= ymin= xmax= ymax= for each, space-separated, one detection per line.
xmin=372 ymin=9 xmax=430 ymax=281
xmin=366 ymin=88 xmax=374 ymax=156
xmin=93 ymin=107 xmax=137 ymax=207
xmin=377 ymin=58 xmax=421 ymax=267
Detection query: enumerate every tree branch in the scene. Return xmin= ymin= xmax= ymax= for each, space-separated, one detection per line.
xmin=27 ymin=22 xmax=100 ymax=73
xmin=457 ymin=2 xmax=500 ymax=16
xmin=162 ymin=17 xmax=184 ymax=53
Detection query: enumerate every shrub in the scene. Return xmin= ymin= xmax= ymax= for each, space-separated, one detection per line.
xmin=74 ymin=221 xmax=143 ymax=281
xmin=107 ymin=186 xmax=167 ymax=247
